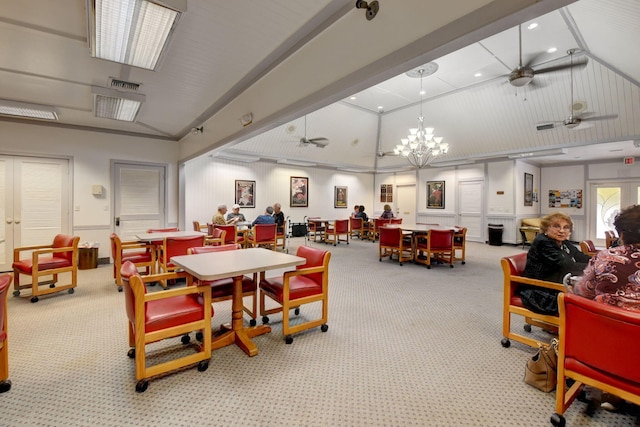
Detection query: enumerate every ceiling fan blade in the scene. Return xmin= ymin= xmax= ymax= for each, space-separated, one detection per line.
xmin=522 ymin=51 xmax=547 ymax=69
xmin=581 ymin=113 xmax=618 ymax=122
xmin=310 ymin=139 xmax=329 ymax=148
xmin=309 ymin=137 xmax=328 ymax=142
xmin=534 ymin=58 xmax=587 ymax=75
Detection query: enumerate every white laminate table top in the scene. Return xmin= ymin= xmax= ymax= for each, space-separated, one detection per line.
xmin=135 ymin=230 xmax=206 ymax=241
xmin=170 ymin=247 xmax=305 ymax=281
xmin=381 ymin=224 xmax=457 ymax=232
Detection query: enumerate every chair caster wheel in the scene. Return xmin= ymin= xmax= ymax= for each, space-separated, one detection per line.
xmin=524 ymin=324 xmax=532 ymax=333
xmin=379 ymin=258 xmax=382 ymax=262
xmin=262 ymin=316 xmax=269 ymax=324
xmin=135 ymin=380 xmax=148 ymax=393
xmin=501 ymin=338 xmax=511 ymax=348
xmin=195 ymin=332 xmax=204 ymax=342
xmin=550 ymin=413 xmax=565 ymax=427
xmin=249 ymin=319 xmax=257 ymax=327
xmin=12 ymin=291 xmax=19 ymax=297
xmin=285 ymin=336 xmax=293 ymax=344
xmin=197 ymin=360 xmax=209 ymax=372
xmin=68 ymin=288 xmax=74 ymax=294
xmin=181 ymin=334 xmax=191 ymax=345
xmin=426 ymin=266 xmax=431 ymax=269
xmin=118 ymin=286 xmax=123 ymax=292
xmin=30 ymin=297 xmax=39 ymax=303
xmin=449 ymin=265 xmax=454 ymax=268
xmin=49 ymin=284 xmax=56 ymax=288
xmin=294 ymin=308 xmax=300 ymax=316
xmin=321 ymin=324 xmax=328 ymax=332
xmin=0 ymin=380 xmax=12 ymax=393
xmin=127 ymin=349 xmax=135 ymax=359
xmin=461 ymin=261 xmax=466 ymax=265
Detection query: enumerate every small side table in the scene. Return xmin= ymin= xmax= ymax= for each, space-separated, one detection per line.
xmin=78 ymin=247 xmax=98 ymax=270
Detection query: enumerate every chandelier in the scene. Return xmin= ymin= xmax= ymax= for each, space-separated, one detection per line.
xmin=394 ymin=65 xmax=448 ymax=168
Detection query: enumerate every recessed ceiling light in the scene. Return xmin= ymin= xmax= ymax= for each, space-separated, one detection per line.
xmin=350 ymin=96 xmax=357 ymax=100
xmin=419 ymin=90 xmax=425 ymax=95
xmin=474 ymin=72 xmax=482 ymax=77
xmin=547 ymin=47 xmax=557 ymax=53
xmin=527 ymin=22 xmax=538 ymax=30
xmin=377 ymin=106 xmax=383 ymax=110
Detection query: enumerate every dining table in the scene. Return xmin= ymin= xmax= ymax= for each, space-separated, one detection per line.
xmin=170 ymin=247 xmax=306 ymax=357
xmin=135 ymin=230 xmax=206 ymax=242
xmin=306 ymin=218 xmax=334 ymax=243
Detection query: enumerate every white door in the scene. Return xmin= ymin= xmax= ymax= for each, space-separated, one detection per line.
xmin=396 ymin=184 xmax=416 ymax=222
xmin=0 ymin=156 xmax=71 ymax=272
xmin=113 ymin=162 xmax=167 ymax=240
xmin=588 ymin=181 xmax=640 ymax=246
xmin=457 ymin=180 xmax=483 ymax=242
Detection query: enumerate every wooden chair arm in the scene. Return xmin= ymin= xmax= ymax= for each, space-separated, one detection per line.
xmin=143 ymin=284 xmax=211 ymax=302
xmin=121 ymin=241 xmax=155 ymax=250
xmin=511 ymin=275 xmax=565 ymax=292
xmin=14 ymin=245 xmax=76 ymax=262
xmin=283 ymin=266 xmax=326 ymax=279
xmin=13 ymin=244 xmax=52 ymax=257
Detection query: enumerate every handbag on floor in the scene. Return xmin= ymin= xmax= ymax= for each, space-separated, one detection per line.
xmin=524 ymin=338 xmax=558 ymax=392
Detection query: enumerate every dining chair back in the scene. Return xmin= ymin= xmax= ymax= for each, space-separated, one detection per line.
xmin=307 ymin=217 xmax=325 ymax=243
xmin=453 ymin=227 xmax=467 ymax=265
xmin=120 ymin=261 xmax=211 ymax=393
xmin=0 ymin=273 xmax=12 ymax=393
xmin=12 ymin=234 xmax=80 ymax=303
xmin=246 ymin=223 xmax=277 ymax=250
xmin=214 ymin=224 xmax=245 ymax=247
xmin=378 ymin=226 xmax=413 ymax=266
xmin=110 ymin=233 xmax=156 ymax=292
xmin=579 ymin=239 xmax=598 ymax=256
xmin=259 ymin=245 xmax=331 ymax=344
xmin=276 ymin=219 xmax=287 ymax=252
xmin=370 ymin=218 xmax=391 ymax=241
xmin=414 ymin=229 xmax=455 ymax=269
xmin=157 ymin=235 xmax=206 ymax=286
xmin=325 ymin=219 xmax=349 ymax=246
xmin=349 ymin=217 xmax=365 ymax=239
xmin=500 ymin=253 xmax=562 ymax=349
xmin=205 ymin=226 xmax=225 ymax=246
xmin=390 ymin=218 xmax=403 ymax=224
xmin=605 ymin=230 xmax=618 ymax=248
xmin=187 ymin=244 xmax=257 ymax=323
xmin=146 ymin=227 xmax=179 ymax=233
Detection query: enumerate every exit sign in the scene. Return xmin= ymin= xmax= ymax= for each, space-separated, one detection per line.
xmin=624 ymin=157 xmax=635 ymax=165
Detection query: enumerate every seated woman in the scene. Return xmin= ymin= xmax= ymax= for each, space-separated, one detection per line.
xmin=518 ymin=212 xmax=590 ymax=315
xmin=380 ymin=204 xmax=394 ymax=219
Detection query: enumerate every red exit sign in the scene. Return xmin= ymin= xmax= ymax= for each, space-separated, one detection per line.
xmin=624 ymin=157 xmax=635 ymax=165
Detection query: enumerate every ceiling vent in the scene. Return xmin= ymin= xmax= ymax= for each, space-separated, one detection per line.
xmin=108 ymin=78 xmax=141 ymax=92
xmin=536 ymin=123 xmax=555 ymax=131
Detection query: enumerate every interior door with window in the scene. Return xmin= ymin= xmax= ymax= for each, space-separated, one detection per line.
xmin=589 ymin=181 xmax=640 ymax=246
xmin=113 ymin=162 xmax=167 ymax=240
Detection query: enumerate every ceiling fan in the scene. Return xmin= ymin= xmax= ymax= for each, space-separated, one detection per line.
xmin=286 ymin=116 xmax=329 ymax=148
xmin=556 ymin=49 xmax=618 ymax=129
xmin=508 ymin=24 xmax=587 ymax=88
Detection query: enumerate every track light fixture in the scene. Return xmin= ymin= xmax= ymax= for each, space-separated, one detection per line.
xmin=355 ymin=0 xmax=379 ymax=21
xmin=191 ymin=126 xmax=203 ymax=135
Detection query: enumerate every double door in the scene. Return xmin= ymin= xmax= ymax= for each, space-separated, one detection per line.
xmin=0 ymin=156 xmax=71 ymax=271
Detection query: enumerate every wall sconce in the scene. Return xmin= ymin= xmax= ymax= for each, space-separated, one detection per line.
xmin=191 ymin=126 xmax=203 ymax=135
xmin=355 ymin=0 xmax=379 ymax=20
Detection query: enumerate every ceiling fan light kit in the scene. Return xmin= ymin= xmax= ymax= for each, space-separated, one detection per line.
xmin=355 ymin=0 xmax=379 ymax=21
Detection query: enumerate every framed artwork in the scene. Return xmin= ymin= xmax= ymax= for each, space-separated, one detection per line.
xmin=426 ymin=181 xmax=445 ymax=209
xmin=235 ymin=180 xmax=255 ymax=208
xmin=524 ymin=173 xmax=533 ymax=206
xmin=380 ymin=184 xmax=393 ymax=202
xmin=334 ymin=186 xmax=348 ymax=208
xmin=290 ymin=176 xmax=308 ymax=207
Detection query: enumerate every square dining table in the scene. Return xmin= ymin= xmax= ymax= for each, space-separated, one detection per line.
xmin=171 ymin=248 xmax=306 ymax=356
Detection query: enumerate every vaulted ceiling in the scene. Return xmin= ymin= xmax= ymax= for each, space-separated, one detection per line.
xmin=1 ymin=0 xmax=639 ymax=169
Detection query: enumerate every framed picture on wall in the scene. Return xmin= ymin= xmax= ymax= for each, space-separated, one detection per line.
xmin=524 ymin=173 xmax=533 ymax=206
xmin=290 ymin=176 xmax=308 ymax=207
xmin=235 ymin=180 xmax=255 ymax=208
xmin=426 ymin=181 xmax=445 ymax=209
xmin=334 ymin=186 xmax=347 ymax=208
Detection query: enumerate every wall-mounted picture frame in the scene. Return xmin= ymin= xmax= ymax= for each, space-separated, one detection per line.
xmin=235 ymin=180 xmax=255 ymax=208
xmin=334 ymin=186 xmax=347 ymax=208
xmin=426 ymin=181 xmax=445 ymax=209
xmin=524 ymin=173 xmax=533 ymax=206
xmin=290 ymin=176 xmax=308 ymax=207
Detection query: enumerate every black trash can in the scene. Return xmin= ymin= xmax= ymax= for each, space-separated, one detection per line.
xmin=488 ymin=224 xmax=504 ymax=246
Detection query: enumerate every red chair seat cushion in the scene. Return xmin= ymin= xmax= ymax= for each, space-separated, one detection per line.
xmin=260 ymin=276 xmax=322 ymax=302
xmin=144 ymin=294 xmax=204 ymax=333
xmin=565 ymin=358 xmax=640 ymax=396
xmin=196 ymin=276 xmax=255 ymax=299
xmin=0 ymin=331 xmax=5 ymax=341
xmin=13 ymin=257 xmax=72 ymax=273
xmin=122 ymin=250 xmax=152 ymax=264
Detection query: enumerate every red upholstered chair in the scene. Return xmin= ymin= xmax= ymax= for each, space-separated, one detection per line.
xmin=157 ymin=235 xmax=206 ymax=287
xmin=245 ymin=223 xmax=277 ymax=250
xmin=110 ymin=233 xmax=156 ymax=292
xmin=453 ymin=227 xmax=467 ymax=265
xmin=188 ymin=245 xmax=258 ymax=326
xmin=369 ymin=218 xmax=391 ymax=242
xmin=260 ymin=245 xmax=331 ymax=344
xmin=579 ymin=239 xmax=598 ymax=257
xmin=605 ymin=230 xmax=618 ymax=248
xmin=192 ymin=221 xmax=207 ymax=232
xmin=275 ymin=219 xmax=287 ymax=252
xmin=120 ymin=261 xmax=211 ymax=393
xmin=0 ymin=274 xmax=12 ymax=393
xmin=13 ymin=234 xmax=80 ymax=303
xmin=324 ymin=219 xmax=349 ymax=246
xmin=214 ymin=224 xmax=245 ymax=247
xmin=205 ymin=225 xmax=225 ymax=246
xmin=414 ymin=229 xmax=455 ymax=269
xmin=349 ymin=217 xmax=365 ymax=239
xmin=500 ymin=253 xmax=563 ymax=349
xmin=307 ymin=218 xmax=325 ymax=243
xmin=551 ymin=292 xmax=640 ymax=426
xmin=147 ymin=227 xmax=179 ymax=233
xmin=378 ymin=226 xmax=413 ymax=266
xmin=390 ymin=218 xmax=403 ymax=225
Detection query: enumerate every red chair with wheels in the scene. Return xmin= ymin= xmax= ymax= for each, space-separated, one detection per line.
xmin=245 ymin=224 xmax=277 ymax=250
xmin=13 ymin=234 xmax=80 ymax=303
xmin=187 ymin=244 xmax=258 ymax=326
xmin=551 ymin=292 xmax=640 ymax=426
xmin=260 ymin=245 xmax=331 ymax=344
xmin=0 ymin=274 xmax=12 ymax=393
xmin=120 ymin=261 xmax=212 ymax=393
xmin=349 ymin=217 xmax=365 ymax=239
xmin=205 ymin=224 xmax=226 ymax=246
xmin=414 ymin=229 xmax=455 ymax=269
xmin=110 ymin=233 xmax=156 ymax=292
xmin=325 ymin=219 xmax=349 ymax=246
xmin=214 ymin=224 xmax=245 ymax=247
xmin=157 ymin=235 xmax=206 ymax=287
xmin=379 ymin=226 xmax=413 ymax=266
xmin=146 ymin=227 xmax=179 ymax=233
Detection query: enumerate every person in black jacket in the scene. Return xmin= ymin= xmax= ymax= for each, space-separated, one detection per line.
xmin=519 ymin=212 xmax=591 ymax=315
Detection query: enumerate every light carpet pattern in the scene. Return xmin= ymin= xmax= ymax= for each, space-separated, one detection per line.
xmin=0 ymin=238 xmax=636 ymax=426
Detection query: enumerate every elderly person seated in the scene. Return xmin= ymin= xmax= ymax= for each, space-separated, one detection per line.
xmin=272 ymin=203 xmax=285 ymax=228
xmin=380 ymin=204 xmax=394 ymax=219
xmin=517 ymin=212 xmax=590 ymax=315
xmin=252 ymin=206 xmax=275 ymax=227
xmin=226 ymin=204 xmax=246 ymax=225
xmin=212 ymin=204 xmax=228 ymax=225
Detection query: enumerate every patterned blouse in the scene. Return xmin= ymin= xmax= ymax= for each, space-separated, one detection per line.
xmin=574 ymin=244 xmax=640 ymax=300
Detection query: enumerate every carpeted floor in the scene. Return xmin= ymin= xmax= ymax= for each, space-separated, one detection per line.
xmin=0 ymin=237 xmax=637 ymax=426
